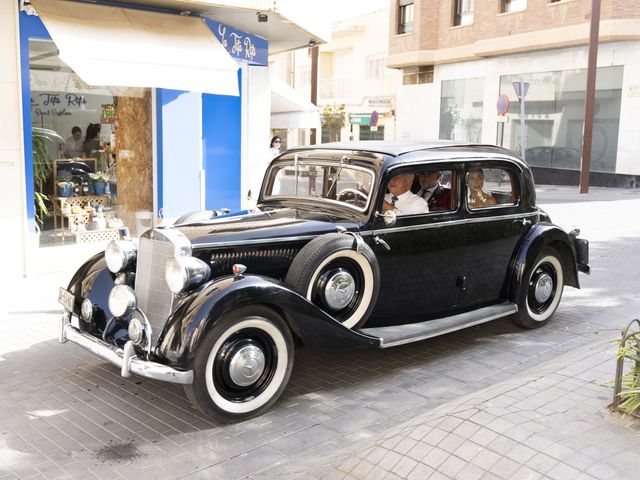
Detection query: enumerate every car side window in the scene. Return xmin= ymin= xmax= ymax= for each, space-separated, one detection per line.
xmin=414 ymin=169 xmax=458 ymax=212
xmin=466 ymin=167 xmax=517 ymax=209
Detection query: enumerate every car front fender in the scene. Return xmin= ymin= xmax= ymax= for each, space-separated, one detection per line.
xmin=508 ymin=223 xmax=580 ymax=303
xmin=66 ymin=252 xmax=115 ymax=331
xmin=156 ymin=275 xmax=380 ymax=368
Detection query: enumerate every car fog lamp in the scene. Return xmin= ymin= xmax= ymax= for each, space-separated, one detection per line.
xmin=105 ymin=240 xmax=137 ymax=274
xmin=165 ymin=256 xmax=211 ymax=294
xmin=128 ymin=317 xmax=145 ymax=345
xmin=108 ymin=285 xmax=137 ymax=318
xmin=81 ymin=298 xmax=93 ymax=322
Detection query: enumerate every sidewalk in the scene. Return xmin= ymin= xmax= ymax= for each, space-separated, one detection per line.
xmin=256 ymin=339 xmax=639 ymax=480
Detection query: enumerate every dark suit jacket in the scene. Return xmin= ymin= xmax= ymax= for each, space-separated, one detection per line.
xmin=421 ymin=184 xmax=452 ymax=211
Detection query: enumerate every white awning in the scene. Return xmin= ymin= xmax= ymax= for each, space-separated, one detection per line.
xmin=271 ymin=76 xmax=320 ymax=129
xmin=31 ymin=0 xmax=239 ymax=96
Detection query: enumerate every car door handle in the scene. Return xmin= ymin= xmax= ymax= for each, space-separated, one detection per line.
xmin=513 ymin=218 xmax=531 ymax=226
xmin=374 ymin=236 xmax=391 ymax=251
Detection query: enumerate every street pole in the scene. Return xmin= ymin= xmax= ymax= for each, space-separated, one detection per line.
xmin=579 ymin=0 xmax=601 ymax=194
xmin=309 ymin=45 xmax=318 ymax=145
xmin=520 ymin=80 xmax=526 ymax=162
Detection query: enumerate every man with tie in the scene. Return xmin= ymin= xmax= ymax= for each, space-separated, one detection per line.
xmin=382 ymin=173 xmax=429 ymax=215
xmin=417 ymin=170 xmax=452 ymax=211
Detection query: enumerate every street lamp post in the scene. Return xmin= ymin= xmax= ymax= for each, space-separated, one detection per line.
xmin=512 ymin=80 xmax=529 ymax=162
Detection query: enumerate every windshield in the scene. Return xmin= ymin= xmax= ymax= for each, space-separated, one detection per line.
xmin=264 ymin=159 xmax=375 ymax=211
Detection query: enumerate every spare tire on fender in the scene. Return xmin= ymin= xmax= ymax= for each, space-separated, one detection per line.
xmin=285 ymin=233 xmax=380 ymax=329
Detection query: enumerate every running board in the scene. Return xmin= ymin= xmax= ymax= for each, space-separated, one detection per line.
xmin=359 ymin=302 xmax=518 ymax=348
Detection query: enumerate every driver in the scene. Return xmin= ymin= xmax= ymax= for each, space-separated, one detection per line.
xmin=383 ymin=173 xmax=429 ymax=216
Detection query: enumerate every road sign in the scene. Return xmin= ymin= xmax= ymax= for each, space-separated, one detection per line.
xmin=512 ymin=80 xmax=530 ymax=99
xmin=497 ymin=94 xmax=510 ymax=116
xmin=370 ymin=110 xmax=379 ymax=127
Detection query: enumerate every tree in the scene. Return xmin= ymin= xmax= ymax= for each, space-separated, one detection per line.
xmin=321 ymin=103 xmax=346 ymax=142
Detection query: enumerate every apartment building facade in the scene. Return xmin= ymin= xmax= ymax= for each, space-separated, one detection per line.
xmin=388 ymin=0 xmax=640 ymax=185
xmin=270 ymin=8 xmax=401 ymax=147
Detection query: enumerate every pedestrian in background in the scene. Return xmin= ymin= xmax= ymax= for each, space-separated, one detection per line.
xmin=63 ymin=126 xmax=83 ymax=158
xmin=270 ymin=136 xmax=282 ymax=158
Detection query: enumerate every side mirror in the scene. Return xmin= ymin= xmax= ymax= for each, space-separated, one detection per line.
xmin=375 ymin=210 xmax=396 ymax=226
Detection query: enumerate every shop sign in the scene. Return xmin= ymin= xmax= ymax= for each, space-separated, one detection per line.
xmin=366 ymin=96 xmax=394 ymax=109
xmin=206 ymin=20 xmax=268 ymax=66
xmin=349 ymin=113 xmax=371 ymax=126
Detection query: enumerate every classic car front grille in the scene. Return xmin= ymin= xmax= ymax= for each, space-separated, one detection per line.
xmin=135 ymin=235 xmax=176 ymax=348
xmin=209 ymin=247 xmax=299 ymax=279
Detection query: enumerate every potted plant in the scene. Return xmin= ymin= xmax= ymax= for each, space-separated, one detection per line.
xmin=56 ymin=181 xmax=73 ymax=197
xmin=89 ymin=171 xmax=110 ymax=195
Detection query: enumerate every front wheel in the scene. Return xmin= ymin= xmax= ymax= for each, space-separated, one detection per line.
xmin=512 ymin=247 xmax=564 ymax=329
xmin=184 ymin=306 xmax=294 ymax=422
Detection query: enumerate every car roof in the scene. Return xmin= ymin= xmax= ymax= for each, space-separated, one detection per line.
xmin=285 ymin=139 xmax=521 ymax=159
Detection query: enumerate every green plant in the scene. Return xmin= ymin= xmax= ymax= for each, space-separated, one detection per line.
xmin=89 ymin=171 xmax=110 ymax=182
xmin=615 ymin=335 xmax=640 ymax=415
xmin=321 ymin=103 xmax=346 ymax=142
xmin=31 ymin=133 xmax=52 ymax=231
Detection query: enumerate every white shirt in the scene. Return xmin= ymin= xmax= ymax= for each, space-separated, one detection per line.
xmin=385 ymin=190 xmax=429 ymax=215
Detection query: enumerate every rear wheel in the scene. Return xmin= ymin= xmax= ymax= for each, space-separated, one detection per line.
xmin=184 ymin=306 xmax=293 ymax=422
xmin=512 ymin=247 xmax=564 ymax=329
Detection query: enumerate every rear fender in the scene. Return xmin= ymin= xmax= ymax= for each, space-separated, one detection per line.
xmin=508 ymin=223 xmax=579 ymax=303
xmin=157 ymin=275 xmax=380 ymax=368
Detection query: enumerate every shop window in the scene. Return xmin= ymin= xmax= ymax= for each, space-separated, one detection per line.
xmin=439 ymin=77 xmax=484 ymax=142
xmin=403 ymin=65 xmax=434 ymax=85
xmin=502 ymin=0 xmax=527 ymax=12
xmin=498 ymin=66 xmax=623 ymax=173
xmin=453 ymin=0 xmax=474 ymax=26
xmin=29 ymin=38 xmax=152 ymax=246
xmin=359 ymin=125 xmax=385 ymax=141
xmin=398 ymin=1 xmax=414 ymax=34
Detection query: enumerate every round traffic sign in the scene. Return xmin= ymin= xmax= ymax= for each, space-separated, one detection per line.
xmin=370 ymin=110 xmax=379 ymax=127
xmin=497 ymin=94 xmax=510 ymax=116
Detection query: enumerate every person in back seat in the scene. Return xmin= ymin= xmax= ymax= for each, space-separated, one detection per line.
xmin=467 ymin=168 xmax=497 ymax=208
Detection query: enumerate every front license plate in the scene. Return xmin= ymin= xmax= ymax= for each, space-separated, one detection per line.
xmin=58 ymin=287 xmax=75 ymax=313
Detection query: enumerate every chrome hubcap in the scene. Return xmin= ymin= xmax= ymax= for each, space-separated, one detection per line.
xmin=534 ymin=273 xmax=554 ymax=303
xmin=228 ymin=345 xmax=266 ymax=387
xmin=324 ymin=270 xmax=356 ymax=309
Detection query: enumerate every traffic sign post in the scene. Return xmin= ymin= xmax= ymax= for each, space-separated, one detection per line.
xmin=512 ymin=80 xmax=530 ymax=161
xmin=370 ymin=110 xmax=379 ymax=127
xmin=496 ymin=94 xmax=510 ymax=147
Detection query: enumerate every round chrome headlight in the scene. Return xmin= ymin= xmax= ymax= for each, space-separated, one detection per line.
xmin=128 ymin=317 xmax=145 ymax=345
xmin=108 ymin=285 xmax=137 ymax=318
xmin=165 ymin=256 xmax=211 ymax=294
xmin=105 ymin=240 xmax=137 ymax=274
xmin=81 ymin=298 xmax=93 ymax=322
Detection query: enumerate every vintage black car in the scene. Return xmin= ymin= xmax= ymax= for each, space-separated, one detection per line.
xmin=59 ymin=141 xmax=590 ymax=421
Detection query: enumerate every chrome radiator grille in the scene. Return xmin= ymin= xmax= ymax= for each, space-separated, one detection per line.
xmin=135 ymin=235 xmax=176 ymax=348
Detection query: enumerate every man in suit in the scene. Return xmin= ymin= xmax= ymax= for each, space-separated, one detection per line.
xmin=417 ymin=171 xmax=452 ymax=211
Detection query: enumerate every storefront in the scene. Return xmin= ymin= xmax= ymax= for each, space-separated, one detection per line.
xmin=15 ymin=0 xmax=325 ymax=252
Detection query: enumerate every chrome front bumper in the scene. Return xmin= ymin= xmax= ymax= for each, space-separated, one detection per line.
xmin=59 ymin=313 xmax=193 ymax=385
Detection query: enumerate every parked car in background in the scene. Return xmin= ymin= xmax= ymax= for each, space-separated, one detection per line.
xmin=58 ymin=141 xmax=590 ymax=421
xmin=525 ymin=146 xmax=581 ymax=169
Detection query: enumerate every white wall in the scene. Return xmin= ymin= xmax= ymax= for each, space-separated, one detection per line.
xmin=242 ymin=65 xmax=270 ymax=208
xmin=0 ymin=2 xmax=28 ymax=283
xmin=395 ymin=41 xmax=640 ymax=175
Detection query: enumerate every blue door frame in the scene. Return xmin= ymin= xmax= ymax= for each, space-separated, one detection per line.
xmin=19 ymin=11 xmax=50 ymax=231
